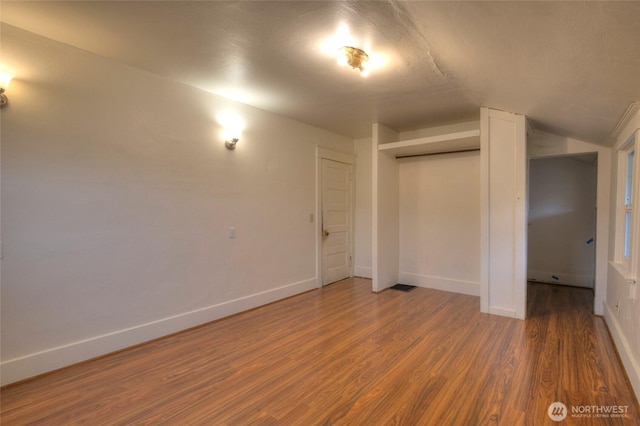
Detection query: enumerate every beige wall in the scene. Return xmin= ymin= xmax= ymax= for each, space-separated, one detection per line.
xmin=0 ymin=24 xmax=353 ymax=385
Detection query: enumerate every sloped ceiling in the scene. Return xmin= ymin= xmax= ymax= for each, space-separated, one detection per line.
xmin=1 ymin=1 xmax=639 ymax=144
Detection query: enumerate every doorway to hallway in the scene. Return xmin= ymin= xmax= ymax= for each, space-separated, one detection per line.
xmin=527 ymin=154 xmax=598 ymax=289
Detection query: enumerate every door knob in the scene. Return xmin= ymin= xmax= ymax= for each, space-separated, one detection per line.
xmin=323 ymin=229 xmax=330 ymax=238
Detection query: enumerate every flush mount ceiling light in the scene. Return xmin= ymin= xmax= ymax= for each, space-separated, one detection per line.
xmin=337 ymin=46 xmax=370 ymax=76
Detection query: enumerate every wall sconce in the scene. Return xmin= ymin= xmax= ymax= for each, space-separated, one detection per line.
xmin=217 ymin=111 xmax=245 ymax=150
xmin=225 ymin=137 xmax=239 ymax=150
xmin=0 ymin=72 xmax=13 ymax=108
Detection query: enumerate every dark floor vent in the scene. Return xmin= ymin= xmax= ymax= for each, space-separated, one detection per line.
xmin=390 ymin=284 xmax=416 ymax=292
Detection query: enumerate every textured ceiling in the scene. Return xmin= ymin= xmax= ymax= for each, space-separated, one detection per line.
xmin=1 ymin=1 xmax=639 ymax=144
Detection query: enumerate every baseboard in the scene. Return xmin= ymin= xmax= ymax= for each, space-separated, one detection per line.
xmin=0 ymin=278 xmax=318 ymax=386
xmin=488 ymin=306 xmax=519 ymax=318
xmin=354 ymin=266 xmax=372 ymax=279
xmin=398 ymin=272 xmax=480 ymax=296
xmin=603 ymin=302 xmax=640 ymax=401
xmin=527 ymin=269 xmax=594 ymax=288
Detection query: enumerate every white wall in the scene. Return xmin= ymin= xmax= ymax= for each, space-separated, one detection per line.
xmin=372 ymin=123 xmax=400 ymax=292
xmin=354 ymin=137 xmax=372 ymax=278
xmin=398 ymin=151 xmax=480 ymax=295
xmin=480 ymin=108 xmax=527 ymax=319
xmin=399 ymin=121 xmax=480 ymax=141
xmin=528 ymin=156 xmax=597 ymax=287
xmin=607 ymin=264 xmax=640 ymax=400
xmin=0 ymin=24 xmax=353 ymax=385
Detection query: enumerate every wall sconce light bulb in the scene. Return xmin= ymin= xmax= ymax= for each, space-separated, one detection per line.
xmin=0 ymin=72 xmax=13 ymax=108
xmin=0 ymin=71 xmax=12 ymax=109
xmin=0 ymin=72 xmax=13 ymax=91
xmin=225 ymin=138 xmax=239 ymax=150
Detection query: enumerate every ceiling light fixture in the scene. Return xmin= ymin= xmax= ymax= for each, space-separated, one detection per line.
xmin=338 ymin=46 xmax=370 ymax=76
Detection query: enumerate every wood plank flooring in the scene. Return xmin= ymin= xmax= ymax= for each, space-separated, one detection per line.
xmin=1 ymin=278 xmax=638 ymax=425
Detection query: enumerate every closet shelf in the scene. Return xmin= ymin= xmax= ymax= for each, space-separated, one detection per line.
xmin=378 ymin=129 xmax=480 ymax=158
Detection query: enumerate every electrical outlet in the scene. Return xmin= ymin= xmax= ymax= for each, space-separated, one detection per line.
xmin=228 ymin=227 xmax=236 ymax=239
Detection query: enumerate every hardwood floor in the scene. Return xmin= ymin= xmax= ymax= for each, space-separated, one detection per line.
xmin=1 ymin=278 xmax=638 ymax=425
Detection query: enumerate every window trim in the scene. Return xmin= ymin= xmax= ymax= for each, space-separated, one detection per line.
xmin=624 ymin=149 xmax=634 ymax=259
xmin=616 ymin=135 xmax=637 ymax=273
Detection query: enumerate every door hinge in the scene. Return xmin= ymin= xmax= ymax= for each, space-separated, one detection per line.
xmin=349 ymin=255 xmax=352 ymax=266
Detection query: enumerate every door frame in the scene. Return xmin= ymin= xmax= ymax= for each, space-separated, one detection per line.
xmin=316 ymin=146 xmax=355 ymax=287
xmin=527 ymin=139 xmax=611 ymax=316
xmin=527 ymin=154 xmax=598 ymax=289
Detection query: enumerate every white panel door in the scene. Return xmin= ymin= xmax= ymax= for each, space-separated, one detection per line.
xmin=322 ymin=159 xmax=352 ymax=286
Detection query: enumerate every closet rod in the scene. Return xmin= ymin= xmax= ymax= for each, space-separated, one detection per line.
xmin=396 ymin=147 xmax=480 ymax=159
